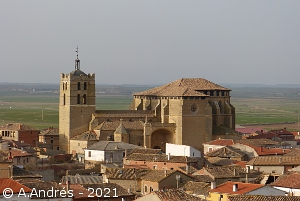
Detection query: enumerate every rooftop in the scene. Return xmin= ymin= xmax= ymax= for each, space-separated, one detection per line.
xmin=228 ymin=195 xmax=300 ymax=201
xmin=105 ymin=168 xmax=150 ymax=180
xmin=204 ymin=139 xmax=234 ymax=146
xmin=0 ymin=178 xmax=32 ymax=194
xmin=125 ymin=153 xmax=201 ymax=163
xmin=87 ymin=141 xmax=141 ymax=151
xmin=209 ymin=181 xmax=263 ymax=195
xmin=247 ymin=155 xmax=300 ymax=166
xmin=0 ymin=123 xmax=39 ymax=131
xmin=133 ymin=78 xmax=230 ymax=97
xmin=271 ymin=172 xmax=300 ymax=189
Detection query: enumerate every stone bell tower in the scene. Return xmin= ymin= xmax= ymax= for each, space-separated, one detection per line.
xmin=59 ymin=47 xmax=95 ymax=153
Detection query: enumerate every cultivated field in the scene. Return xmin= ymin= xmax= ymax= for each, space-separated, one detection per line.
xmin=0 ymin=85 xmax=300 ymax=131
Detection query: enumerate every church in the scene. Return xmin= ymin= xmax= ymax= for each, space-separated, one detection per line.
xmin=59 ymin=52 xmax=235 ymax=154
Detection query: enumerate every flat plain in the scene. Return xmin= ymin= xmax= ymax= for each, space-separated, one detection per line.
xmin=0 ymin=84 xmax=300 ymax=131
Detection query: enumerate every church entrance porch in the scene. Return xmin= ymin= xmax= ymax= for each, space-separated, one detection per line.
xmin=151 ymin=129 xmax=173 ymax=152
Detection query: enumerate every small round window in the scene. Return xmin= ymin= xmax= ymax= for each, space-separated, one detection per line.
xmin=191 ymin=104 xmax=197 ymax=113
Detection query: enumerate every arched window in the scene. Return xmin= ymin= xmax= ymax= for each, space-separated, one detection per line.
xmin=65 ymin=82 xmax=67 ymax=90
xmin=62 ymin=83 xmax=64 ymax=90
xmin=77 ymin=82 xmax=81 ymax=90
xmin=83 ymin=94 xmax=87 ymax=104
xmin=84 ymin=82 xmax=87 ymax=90
xmin=77 ymin=94 xmax=80 ymax=104
xmin=63 ymin=94 xmax=66 ymax=105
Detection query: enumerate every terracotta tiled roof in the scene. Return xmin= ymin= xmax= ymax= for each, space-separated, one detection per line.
xmin=193 ymin=175 xmax=214 ymax=182
xmin=150 ymin=189 xmax=206 ymax=201
xmin=133 ymin=78 xmax=230 ymax=97
xmin=194 ymin=166 xmax=261 ymax=179
xmin=271 ymin=172 xmax=300 ymax=189
xmin=141 ymin=170 xmax=177 ymax=182
xmin=252 ymin=146 xmax=290 ymax=156
xmin=235 ymin=138 xmax=279 ymax=146
xmin=283 ymin=148 xmax=300 ymax=156
xmin=235 ymin=128 xmax=266 ymax=134
xmin=204 ymin=139 xmax=234 ymax=146
xmin=96 ymin=120 xmax=144 ymax=131
xmin=39 ymin=127 xmax=59 ymax=136
xmin=70 ymin=130 xmax=98 ymax=141
xmin=125 ymin=153 xmax=200 ymax=163
xmin=183 ymin=181 xmax=211 ymax=196
xmin=209 ymin=181 xmax=263 ymax=195
xmin=228 ymin=195 xmax=300 ymax=201
xmin=20 ymin=179 xmax=63 ymax=198
xmin=0 ymin=123 xmax=38 ymax=131
xmin=87 ymin=141 xmax=141 ymax=151
xmin=206 ymin=157 xmax=235 ymax=166
xmin=105 ymin=168 xmax=150 ymax=180
xmin=94 ymin=110 xmax=155 ymax=118
xmin=9 ymin=149 xmax=32 ymax=157
xmin=0 ymin=178 xmax=32 ymax=194
xmin=205 ymin=146 xmax=246 ymax=158
xmin=247 ymin=156 xmax=300 ymax=166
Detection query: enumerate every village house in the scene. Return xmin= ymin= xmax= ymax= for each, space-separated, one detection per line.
xmin=166 ymin=143 xmax=201 ymax=157
xmin=102 ymin=167 xmax=150 ymax=193
xmin=246 ymin=155 xmax=300 ymax=173
xmin=0 ymin=123 xmax=39 ymax=147
xmin=193 ymin=166 xmax=262 ymax=186
xmin=140 ymin=170 xmax=195 ymax=194
xmin=205 ymin=146 xmax=248 ymax=162
xmin=84 ymin=141 xmax=141 ymax=170
xmin=208 ymin=181 xmax=285 ymax=201
xmin=270 ymin=172 xmax=300 ymax=196
xmin=183 ymin=181 xmax=211 ymax=199
xmin=203 ymin=139 xmax=235 ymax=154
xmin=39 ymin=127 xmax=60 ymax=151
xmin=124 ymin=152 xmax=204 ymax=172
xmin=69 ymin=130 xmax=98 ymax=162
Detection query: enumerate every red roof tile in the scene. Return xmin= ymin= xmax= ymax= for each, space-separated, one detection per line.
xmin=204 ymin=139 xmax=234 ymax=146
xmin=0 ymin=178 xmax=31 ymax=194
xmin=210 ymin=181 xmax=263 ymax=195
xmin=271 ymin=173 xmax=300 ymax=189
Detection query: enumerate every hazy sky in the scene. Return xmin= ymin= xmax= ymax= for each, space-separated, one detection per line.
xmin=1 ymin=1 xmax=299 ymax=85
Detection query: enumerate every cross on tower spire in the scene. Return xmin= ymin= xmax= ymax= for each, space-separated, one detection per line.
xmin=75 ymin=46 xmax=80 ymax=70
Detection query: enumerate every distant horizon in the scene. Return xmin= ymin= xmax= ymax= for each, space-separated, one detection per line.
xmin=1 ymin=81 xmax=300 ymax=88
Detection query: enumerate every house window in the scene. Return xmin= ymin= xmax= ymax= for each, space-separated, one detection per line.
xmin=144 ymin=186 xmax=147 ymax=193
xmin=50 ymin=140 xmax=53 ymax=143
xmin=77 ymin=82 xmax=81 ymax=90
xmin=84 ymin=82 xmax=87 ymax=90
xmin=153 ymin=165 xmax=157 ymax=169
xmin=88 ymin=151 xmax=91 ymax=157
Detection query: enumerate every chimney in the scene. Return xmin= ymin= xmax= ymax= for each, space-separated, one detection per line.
xmin=66 ymin=178 xmax=70 ymax=193
xmin=211 ymin=181 xmax=216 ymax=189
xmin=164 ymin=170 xmax=167 ymax=177
xmin=260 ymin=146 xmax=263 ymax=152
xmin=233 ymin=184 xmax=238 ymax=192
xmin=167 ymin=153 xmax=170 ymax=161
xmin=19 ymin=124 xmax=21 ymax=130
